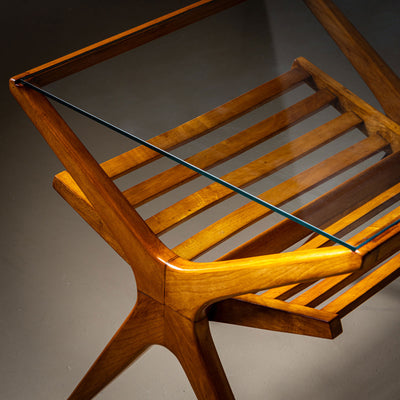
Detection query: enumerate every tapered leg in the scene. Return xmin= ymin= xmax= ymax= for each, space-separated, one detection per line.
xmin=165 ymin=308 xmax=235 ymax=400
xmin=67 ymin=292 xmax=164 ymax=400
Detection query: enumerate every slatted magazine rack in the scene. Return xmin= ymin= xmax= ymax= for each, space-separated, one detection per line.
xmin=10 ymin=0 xmax=400 ymax=399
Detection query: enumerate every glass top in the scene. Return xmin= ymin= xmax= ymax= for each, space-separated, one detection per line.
xmin=20 ymin=72 xmax=400 ymax=254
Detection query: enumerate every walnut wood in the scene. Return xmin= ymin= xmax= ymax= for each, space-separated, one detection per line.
xmin=164 ymin=308 xmax=235 ymax=400
xmin=52 ymin=66 xmax=310 ymax=237
xmin=173 ymin=134 xmax=388 ymax=260
xmin=9 ymin=82 xmax=173 ymax=303
xmin=12 ymin=0 xmax=248 ymax=87
xmin=219 ymin=151 xmax=400 ymax=261
xmin=52 ymin=175 xmax=129 ymax=264
xmin=303 ymin=185 xmax=400 ymax=250
xmin=289 ymin=206 xmax=400 ymax=308
xmin=146 ymin=110 xmax=358 ymax=235
xmin=55 ymin=66 xmax=309 ymax=186
xmin=123 ymin=89 xmax=334 ymax=208
xmin=208 ymin=295 xmax=342 ymax=339
xmin=10 ymin=61 xmax=371 ymax=398
xmin=258 ymin=180 xmax=400 ymax=302
xmin=262 ymin=177 xmax=400 ymax=300
xmin=351 ymin=206 xmax=400 ymax=252
xmin=322 ymin=253 xmax=400 ymax=317
xmin=52 ymin=66 xmax=310 ymax=259
xmin=353 ymin=208 xmax=400 ymax=269
xmin=69 ymin=292 xmax=236 ymax=400
xmin=67 ymin=291 xmax=164 ymax=400
xmin=303 ymin=0 xmax=400 ymax=124
xmin=166 ymin=247 xmax=361 ymax=320
xmin=295 ymin=57 xmax=400 ymax=151
xmin=9 ymin=0 xmax=400 ymax=396
xmin=224 ymin=179 xmax=400 ymax=308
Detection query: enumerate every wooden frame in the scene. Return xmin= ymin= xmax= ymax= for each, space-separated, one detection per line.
xmin=9 ymin=1 xmax=400 ymax=399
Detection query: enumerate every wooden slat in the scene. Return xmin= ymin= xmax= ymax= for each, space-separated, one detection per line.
xmin=289 ymin=206 xmax=400 ymax=308
xmin=54 ymin=67 xmax=310 ymax=192
xmin=218 ymin=151 xmax=400 ymax=261
xmin=12 ymin=0 xmax=248 ymax=86
xmin=350 ymin=207 xmax=400 ymax=251
xmin=302 ymin=185 xmax=400 ymax=250
xmin=351 ymin=211 xmax=400 ymax=272
xmin=52 ymin=67 xmax=312 ymax=259
xmin=208 ymin=294 xmax=342 ymax=339
xmin=262 ymin=182 xmax=400 ymax=301
xmin=123 ymin=88 xmax=334 ymax=207
xmin=173 ymin=134 xmax=388 ymax=260
xmin=147 ymin=111 xmax=361 ymax=234
xmin=295 ymin=57 xmax=400 ymax=151
xmin=322 ymin=253 xmax=400 ymax=317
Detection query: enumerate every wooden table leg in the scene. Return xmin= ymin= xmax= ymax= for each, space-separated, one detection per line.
xmin=67 ymin=292 xmax=164 ymax=400
xmin=165 ymin=308 xmax=235 ymax=400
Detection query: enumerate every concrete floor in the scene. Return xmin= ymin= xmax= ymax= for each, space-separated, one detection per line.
xmin=2 ymin=0 xmax=400 ymax=399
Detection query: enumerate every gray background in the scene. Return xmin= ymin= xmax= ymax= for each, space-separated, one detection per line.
xmin=2 ymin=0 xmax=400 ymax=399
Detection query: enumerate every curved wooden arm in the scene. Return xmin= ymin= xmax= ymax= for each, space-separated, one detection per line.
xmin=304 ymin=0 xmax=400 ymax=124
xmin=166 ymin=246 xmax=362 ymax=319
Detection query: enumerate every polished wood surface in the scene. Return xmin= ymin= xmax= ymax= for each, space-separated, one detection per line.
xmin=304 ymin=0 xmax=400 ymax=124
xmin=10 ymin=0 xmax=400 ymax=398
xmin=12 ymin=0 xmax=247 ymax=87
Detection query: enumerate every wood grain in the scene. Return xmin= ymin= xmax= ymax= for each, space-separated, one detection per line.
xmin=67 ymin=292 xmax=164 ymax=400
xmin=54 ymin=66 xmax=310 ymax=206
xmin=208 ymin=295 xmax=342 ymax=339
xmin=295 ymin=57 xmax=400 ymax=150
xmin=166 ymin=247 xmax=361 ymax=320
xmin=289 ymin=206 xmax=400 ymax=308
xmin=146 ymin=110 xmax=358 ymax=235
xmin=164 ymin=309 xmax=234 ymax=400
xmin=173 ymin=134 xmax=387 ymax=260
xmin=10 ymin=0 xmax=400 ymax=393
xmin=304 ymin=0 xmax=400 ymax=124
xmin=218 ymin=151 xmax=400 ymax=261
xmin=76 ymin=67 xmax=309 ymax=181
xmin=124 ymin=88 xmax=333 ymax=207
xmin=9 ymin=81 xmax=174 ymax=303
xmin=258 ymin=182 xmax=400 ymax=302
xmin=322 ymin=253 xmax=400 ymax=317
xmin=12 ymin=0 xmax=248 ymax=86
